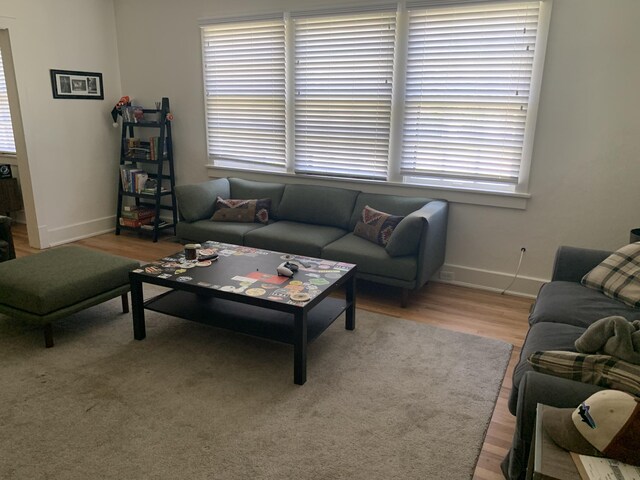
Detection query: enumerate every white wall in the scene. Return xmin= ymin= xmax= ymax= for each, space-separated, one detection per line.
xmin=18 ymin=0 xmax=623 ymax=296
xmin=0 ymin=0 xmax=121 ymax=247
xmin=112 ymin=0 xmax=640 ymax=296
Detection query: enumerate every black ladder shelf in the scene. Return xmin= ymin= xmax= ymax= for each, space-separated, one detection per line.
xmin=115 ymin=97 xmax=177 ymax=242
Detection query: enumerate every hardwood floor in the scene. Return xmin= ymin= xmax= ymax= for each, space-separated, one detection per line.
xmin=12 ymin=223 xmax=533 ymax=479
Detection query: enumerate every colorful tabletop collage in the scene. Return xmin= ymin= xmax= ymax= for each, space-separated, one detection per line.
xmin=132 ymin=241 xmax=355 ymax=305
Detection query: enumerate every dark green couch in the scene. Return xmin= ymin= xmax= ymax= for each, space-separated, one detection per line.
xmin=175 ymin=177 xmax=449 ymax=305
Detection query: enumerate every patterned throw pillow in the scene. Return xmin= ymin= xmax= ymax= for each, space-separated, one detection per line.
xmin=353 ymin=205 xmax=403 ymax=247
xmin=581 ymin=242 xmax=640 ymax=308
xmin=211 ymin=197 xmax=271 ymax=224
xmin=528 ymin=350 xmax=640 ymax=397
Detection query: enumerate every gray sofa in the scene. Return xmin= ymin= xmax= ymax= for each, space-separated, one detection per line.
xmin=175 ymin=177 xmax=448 ymax=305
xmin=502 ymin=245 xmax=640 ymax=480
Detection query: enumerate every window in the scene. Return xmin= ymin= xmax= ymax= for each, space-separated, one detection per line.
xmin=401 ymin=1 xmax=540 ymax=186
xmin=201 ymin=0 xmax=548 ymax=195
xmin=294 ymin=11 xmax=396 ymax=180
xmin=0 ymin=46 xmax=16 ymax=155
xmin=201 ymin=19 xmax=286 ymax=171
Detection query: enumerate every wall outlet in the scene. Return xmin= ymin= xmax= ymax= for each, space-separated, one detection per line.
xmin=440 ymin=270 xmax=455 ymax=281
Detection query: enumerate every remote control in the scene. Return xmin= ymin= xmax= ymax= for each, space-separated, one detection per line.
xmin=198 ymin=254 xmax=219 ymax=261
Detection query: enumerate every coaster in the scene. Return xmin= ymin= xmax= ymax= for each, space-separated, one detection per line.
xmin=290 ymin=292 xmax=311 ymax=302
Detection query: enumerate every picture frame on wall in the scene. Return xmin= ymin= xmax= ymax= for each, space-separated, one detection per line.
xmin=50 ymin=69 xmax=104 ymax=100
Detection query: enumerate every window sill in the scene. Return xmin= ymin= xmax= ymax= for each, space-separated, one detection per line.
xmin=205 ymin=165 xmax=530 ymax=210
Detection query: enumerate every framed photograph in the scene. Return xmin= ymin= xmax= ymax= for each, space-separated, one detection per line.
xmin=50 ymin=69 xmax=104 ymax=100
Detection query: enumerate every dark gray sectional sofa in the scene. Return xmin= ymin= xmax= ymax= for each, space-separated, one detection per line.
xmin=503 ymin=245 xmax=640 ymax=479
xmin=175 ymin=177 xmax=448 ymax=304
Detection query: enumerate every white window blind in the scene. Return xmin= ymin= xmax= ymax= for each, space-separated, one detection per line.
xmin=401 ymin=1 xmax=540 ymax=184
xmin=0 ymin=47 xmax=16 ymax=154
xmin=294 ymin=11 xmax=396 ymax=180
xmin=201 ymin=19 xmax=286 ymax=171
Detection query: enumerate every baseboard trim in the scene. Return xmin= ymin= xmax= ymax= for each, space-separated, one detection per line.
xmin=47 ymin=216 xmax=116 ymax=247
xmin=436 ymin=263 xmax=546 ymax=298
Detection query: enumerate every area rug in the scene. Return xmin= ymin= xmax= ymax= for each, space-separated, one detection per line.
xmin=0 ymin=287 xmax=512 ymax=479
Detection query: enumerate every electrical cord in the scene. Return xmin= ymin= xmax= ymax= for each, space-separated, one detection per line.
xmin=501 ymin=248 xmax=526 ymax=295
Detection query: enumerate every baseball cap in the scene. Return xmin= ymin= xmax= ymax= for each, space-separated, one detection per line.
xmin=542 ymin=390 xmax=640 ymax=466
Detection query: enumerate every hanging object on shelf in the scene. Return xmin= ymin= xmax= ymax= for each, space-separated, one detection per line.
xmin=110 ymin=95 xmax=131 ymax=127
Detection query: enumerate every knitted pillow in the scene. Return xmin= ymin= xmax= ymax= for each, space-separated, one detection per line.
xmin=581 ymin=242 xmax=640 ymax=308
xmin=353 ymin=205 xmax=403 ymax=247
xmin=211 ymin=197 xmax=271 ymax=224
xmin=528 ymin=350 xmax=640 ymax=397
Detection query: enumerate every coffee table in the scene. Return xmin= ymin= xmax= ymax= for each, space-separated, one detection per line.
xmin=129 ymin=241 xmax=356 ymax=385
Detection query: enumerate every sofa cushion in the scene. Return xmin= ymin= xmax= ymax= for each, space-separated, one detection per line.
xmin=244 ymin=221 xmax=347 ymax=258
xmin=509 ymin=322 xmax=587 ymax=414
xmin=323 ymin=233 xmax=417 ymax=282
xmin=277 ymin=184 xmax=359 ymax=229
xmin=212 ymin=197 xmax=271 ymax=224
xmin=385 ymin=216 xmax=424 ymax=257
xmin=582 ymin=242 xmax=640 ymax=308
xmin=529 ymin=281 xmax=640 ymax=328
xmin=176 ymin=220 xmax=264 ymax=245
xmin=348 ymin=193 xmax=431 ymax=231
xmin=528 ymin=351 xmax=640 ymax=397
xmin=353 ymin=205 xmax=403 ymax=247
xmin=175 ymin=178 xmax=230 ymax=222
xmin=229 ymin=178 xmax=285 ymax=218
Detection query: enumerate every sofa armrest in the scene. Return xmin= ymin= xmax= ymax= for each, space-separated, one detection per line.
xmin=0 ymin=215 xmax=16 ymax=262
xmin=551 ymin=245 xmax=612 ymax=282
xmin=415 ymin=200 xmax=449 ymax=289
xmin=175 ymin=178 xmax=231 ymax=223
xmin=503 ymin=371 xmax=604 ymax=480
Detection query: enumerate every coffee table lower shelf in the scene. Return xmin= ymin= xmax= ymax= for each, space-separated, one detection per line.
xmin=144 ymin=289 xmax=348 ymax=345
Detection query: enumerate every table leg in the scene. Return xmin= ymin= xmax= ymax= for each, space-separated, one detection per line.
xmin=294 ymin=310 xmax=308 ymax=385
xmin=345 ymin=274 xmax=356 ymax=331
xmin=130 ymin=278 xmax=146 ymax=340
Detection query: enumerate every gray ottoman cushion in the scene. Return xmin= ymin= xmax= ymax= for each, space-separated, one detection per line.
xmin=0 ymin=246 xmax=139 ymax=316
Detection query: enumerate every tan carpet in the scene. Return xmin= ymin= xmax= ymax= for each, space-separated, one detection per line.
xmin=0 ymin=286 xmax=512 ymax=479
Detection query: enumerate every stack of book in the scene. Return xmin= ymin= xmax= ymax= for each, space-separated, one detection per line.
xmin=123 ymin=137 xmax=164 ymax=160
xmin=119 ymin=166 xmax=149 ymax=193
xmin=119 ymin=206 xmax=155 ymax=228
xmin=148 ymin=136 xmax=166 ymax=160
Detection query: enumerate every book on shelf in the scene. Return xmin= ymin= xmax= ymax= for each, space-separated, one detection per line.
xmin=119 ymin=166 xmax=149 ymax=193
xmin=120 ymin=207 xmax=156 ymax=220
xmin=148 ymin=136 xmax=166 ymax=160
xmin=140 ymin=187 xmax=169 ymax=195
xmin=119 ymin=216 xmax=155 ymax=228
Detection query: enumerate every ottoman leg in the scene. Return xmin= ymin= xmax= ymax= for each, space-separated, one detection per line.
xmin=44 ymin=323 xmax=54 ymax=348
xmin=121 ymin=293 xmax=129 ymax=314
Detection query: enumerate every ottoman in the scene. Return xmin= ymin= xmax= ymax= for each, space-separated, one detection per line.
xmin=0 ymin=245 xmax=139 ymax=347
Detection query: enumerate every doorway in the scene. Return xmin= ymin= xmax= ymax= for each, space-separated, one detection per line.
xmin=0 ymin=28 xmax=40 ymax=249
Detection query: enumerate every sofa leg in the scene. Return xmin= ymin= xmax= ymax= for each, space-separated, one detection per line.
xmin=44 ymin=323 xmax=54 ymax=348
xmin=401 ymin=288 xmax=409 ymax=308
xmin=121 ymin=293 xmax=129 ymax=314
